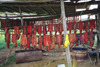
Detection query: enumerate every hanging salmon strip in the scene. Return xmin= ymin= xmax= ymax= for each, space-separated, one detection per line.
xmin=38 ymin=35 xmax=42 ymax=49
xmin=83 ymin=32 xmax=88 ymax=45
xmin=3 ymin=21 xmax=6 ymax=27
xmin=79 ymin=34 xmax=84 ymax=44
xmin=73 ymin=21 xmax=76 ymax=34
xmin=52 ymin=35 xmax=56 ymax=49
xmin=12 ymin=34 xmax=17 ymax=42
xmin=37 ymin=25 xmax=42 ymax=35
xmin=6 ymin=33 xmax=10 ymax=48
xmin=5 ymin=27 xmax=8 ymax=42
xmin=89 ymin=20 xmax=95 ymax=30
xmin=48 ymin=24 xmax=53 ymax=35
xmin=43 ymin=35 xmax=51 ymax=51
xmin=78 ymin=21 xmax=83 ymax=33
xmin=69 ymin=33 xmax=76 ymax=43
xmin=23 ymin=26 xmax=26 ymax=34
xmin=85 ymin=21 xmax=88 ymax=32
xmin=56 ymin=34 xmax=62 ymax=49
xmin=89 ymin=37 xmax=93 ymax=47
xmin=76 ymin=35 xmax=78 ymax=46
xmin=27 ymin=35 xmax=31 ymax=49
xmin=5 ymin=27 xmax=8 ymax=34
xmin=58 ymin=23 xmax=63 ymax=34
xmin=27 ymin=25 xmax=32 ymax=34
xmin=14 ymin=26 xmax=19 ymax=34
xmin=12 ymin=34 xmax=17 ymax=48
xmin=68 ymin=21 xmax=72 ymax=34
xmin=43 ymin=25 xmax=46 ymax=36
xmin=21 ymin=34 xmax=27 ymax=46
xmin=43 ymin=25 xmax=46 ymax=47
xmin=54 ymin=24 xmax=58 ymax=36
xmin=89 ymin=20 xmax=95 ymax=37
xmin=48 ymin=24 xmax=53 ymax=32
xmin=43 ymin=35 xmax=51 ymax=46
xmin=69 ymin=33 xmax=76 ymax=52
xmin=33 ymin=25 xmax=37 ymax=35
xmin=32 ymin=35 xmax=37 ymax=48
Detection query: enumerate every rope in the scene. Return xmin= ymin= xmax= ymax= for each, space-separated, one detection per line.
xmin=73 ymin=1 xmax=87 ymax=30
xmin=80 ymin=1 xmax=87 ymax=16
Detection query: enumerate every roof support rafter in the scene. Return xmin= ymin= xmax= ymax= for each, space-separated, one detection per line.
xmin=6 ymin=6 xmax=19 ymax=12
xmin=44 ymin=2 xmax=57 ymax=14
xmin=40 ymin=7 xmax=48 ymax=14
xmin=0 ymin=7 xmax=15 ymax=12
xmin=24 ymin=7 xmax=37 ymax=14
xmin=50 ymin=7 xmax=57 ymax=14
xmin=0 ymin=0 xmax=57 ymax=3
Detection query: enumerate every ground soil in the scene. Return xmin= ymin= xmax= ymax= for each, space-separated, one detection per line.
xmin=0 ymin=46 xmax=100 ymax=67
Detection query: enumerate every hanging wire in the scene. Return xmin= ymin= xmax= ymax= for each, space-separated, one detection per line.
xmin=80 ymin=1 xmax=87 ymax=16
xmin=73 ymin=1 xmax=87 ymax=30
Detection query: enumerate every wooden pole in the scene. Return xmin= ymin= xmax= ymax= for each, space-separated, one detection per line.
xmin=60 ymin=0 xmax=72 ymax=67
xmin=19 ymin=7 xmax=23 ymax=49
xmin=96 ymin=15 xmax=99 ymax=63
xmin=19 ymin=7 xmax=23 ymax=26
xmin=96 ymin=3 xmax=100 ymax=63
xmin=5 ymin=12 xmax=8 ymax=20
xmin=5 ymin=36 xmax=19 ymax=63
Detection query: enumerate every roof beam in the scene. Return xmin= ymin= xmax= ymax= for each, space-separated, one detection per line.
xmin=0 ymin=4 xmax=59 ymax=7
xmin=24 ymin=7 xmax=37 ymax=14
xmin=0 ymin=9 xmax=98 ymax=19
xmin=0 ymin=9 xmax=98 ymax=21
xmin=5 ymin=7 xmax=19 ymax=12
xmin=0 ymin=1 xmax=100 ymax=7
xmin=0 ymin=7 xmax=14 ymax=12
xmin=0 ymin=0 xmax=58 ymax=3
xmin=40 ymin=7 xmax=48 ymax=14
xmin=44 ymin=2 xmax=57 ymax=14
xmin=0 ymin=9 xmax=6 ymax=12
xmin=19 ymin=7 xmax=30 ymax=13
xmin=50 ymin=7 xmax=57 ymax=14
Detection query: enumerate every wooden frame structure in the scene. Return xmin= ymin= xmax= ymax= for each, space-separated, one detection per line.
xmin=0 ymin=0 xmax=100 ymax=67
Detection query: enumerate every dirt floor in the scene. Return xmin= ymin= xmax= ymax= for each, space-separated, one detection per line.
xmin=0 ymin=46 xmax=100 ymax=67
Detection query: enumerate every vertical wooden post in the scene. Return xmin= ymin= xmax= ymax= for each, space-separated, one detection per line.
xmin=19 ymin=7 xmax=23 ymax=26
xmin=60 ymin=0 xmax=72 ymax=67
xmin=19 ymin=7 xmax=23 ymax=49
xmin=5 ymin=12 xmax=8 ymax=20
xmin=96 ymin=3 xmax=100 ymax=63
xmin=96 ymin=15 xmax=99 ymax=63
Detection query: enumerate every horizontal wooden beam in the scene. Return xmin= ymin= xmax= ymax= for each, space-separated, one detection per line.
xmin=0 ymin=9 xmax=98 ymax=21
xmin=40 ymin=7 xmax=48 ymax=14
xmin=0 ymin=0 xmax=58 ymax=3
xmin=65 ymin=9 xmax=98 ymax=17
xmin=24 ymin=7 xmax=37 ymax=14
xmin=0 ymin=1 xmax=100 ymax=7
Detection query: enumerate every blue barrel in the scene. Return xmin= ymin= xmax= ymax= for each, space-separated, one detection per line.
xmin=72 ymin=47 xmax=87 ymax=62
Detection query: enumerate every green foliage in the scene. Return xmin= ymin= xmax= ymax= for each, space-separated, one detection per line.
xmin=66 ymin=65 xmax=68 ymax=67
xmin=3 ymin=61 xmax=13 ymax=66
xmin=3 ymin=54 xmax=15 ymax=66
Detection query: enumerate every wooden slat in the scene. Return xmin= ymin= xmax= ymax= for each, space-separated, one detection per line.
xmin=0 ymin=1 xmax=100 ymax=7
xmin=0 ymin=7 xmax=14 ymax=12
xmin=0 ymin=0 xmax=58 ymax=3
xmin=24 ymin=7 xmax=37 ymax=14
xmin=40 ymin=7 xmax=48 ymax=14
xmin=96 ymin=2 xmax=100 ymax=64
xmin=0 ymin=9 xmax=97 ymax=18
xmin=60 ymin=0 xmax=72 ymax=67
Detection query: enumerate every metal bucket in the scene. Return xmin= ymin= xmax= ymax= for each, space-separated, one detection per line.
xmin=15 ymin=49 xmax=42 ymax=64
xmin=72 ymin=47 xmax=87 ymax=62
